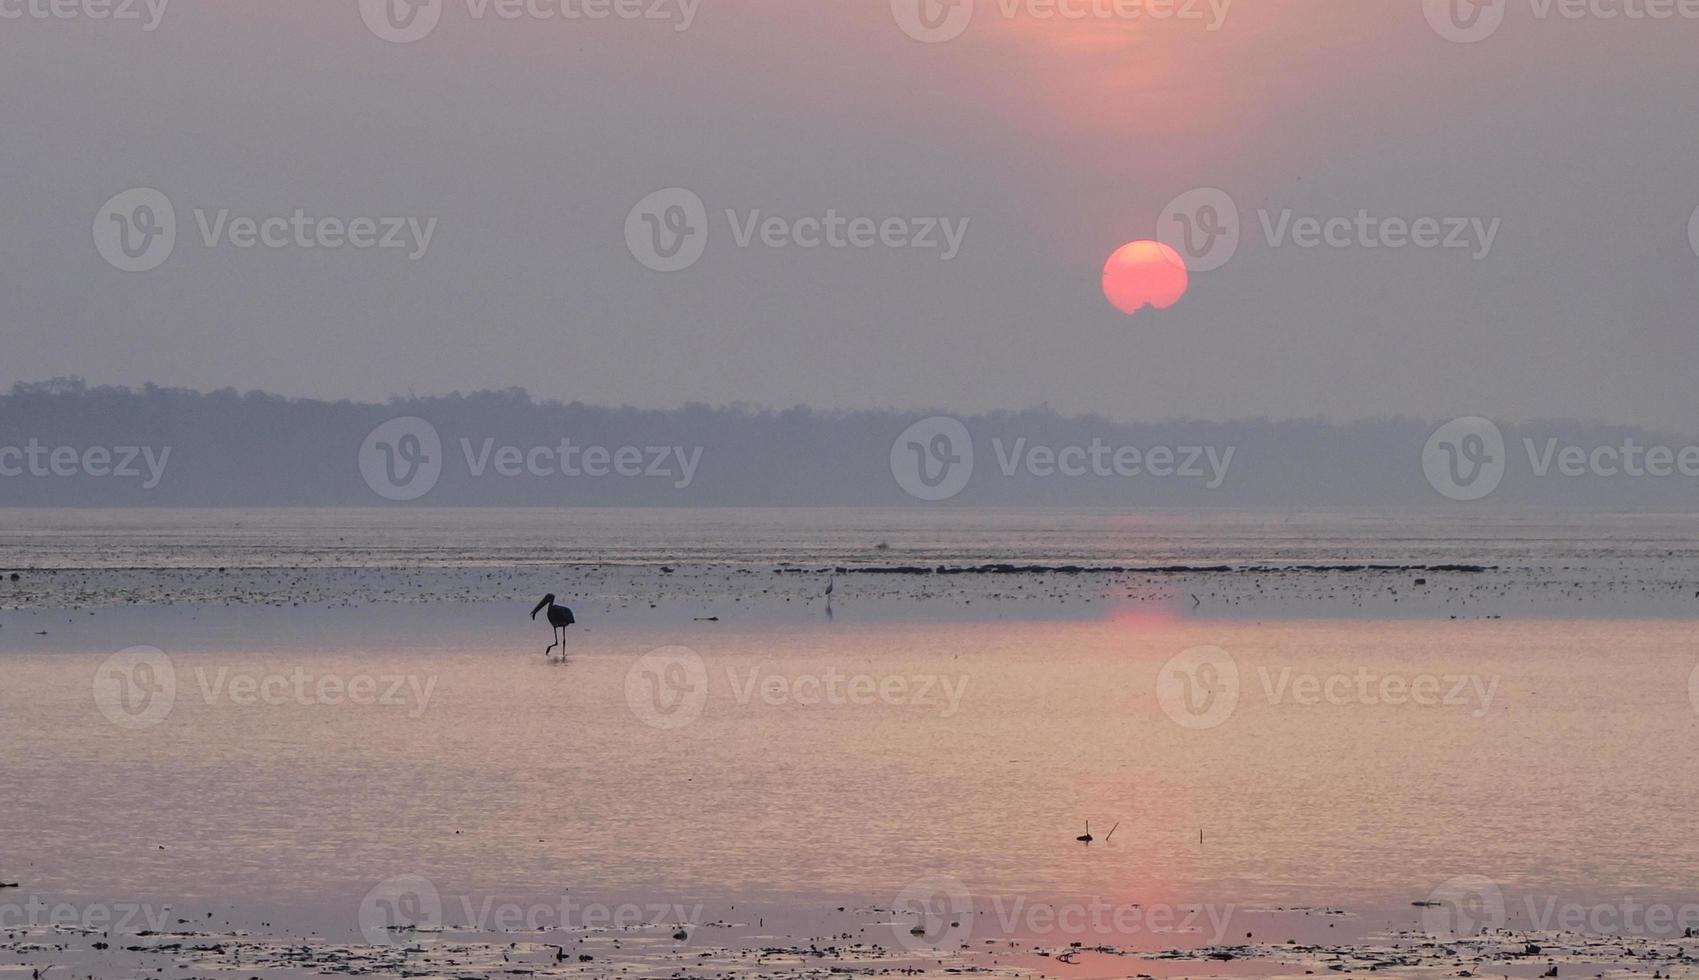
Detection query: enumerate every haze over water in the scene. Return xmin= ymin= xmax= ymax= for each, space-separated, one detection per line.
xmin=11 ymin=0 xmax=1699 ymax=971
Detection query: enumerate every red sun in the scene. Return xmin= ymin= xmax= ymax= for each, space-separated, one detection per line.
xmin=1102 ymin=240 xmax=1189 ymax=315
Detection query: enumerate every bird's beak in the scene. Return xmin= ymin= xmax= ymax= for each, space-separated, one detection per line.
xmin=531 ymin=597 xmax=550 ymax=620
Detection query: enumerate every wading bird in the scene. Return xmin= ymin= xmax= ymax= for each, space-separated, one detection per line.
xmin=531 ymin=594 xmax=576 ymax=659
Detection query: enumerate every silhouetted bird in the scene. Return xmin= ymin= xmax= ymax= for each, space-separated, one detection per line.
xmin=531 ymin=594 xmax=576 ymax=659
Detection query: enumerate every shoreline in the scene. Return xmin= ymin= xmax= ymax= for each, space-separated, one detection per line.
xmin=6 ymin=887 xmax=1699 ymax=980
xmin=0 ymin=561 xmax=1689 ymax=621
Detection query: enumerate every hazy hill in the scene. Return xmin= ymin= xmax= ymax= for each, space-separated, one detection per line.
xmin=2 ymin=378 xmax=1695 ymax=509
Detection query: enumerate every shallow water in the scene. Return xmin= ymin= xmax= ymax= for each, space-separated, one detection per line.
xmin=6 ymin=508 xmax=1699 ymax=973
xmin=8 ymin=606 xmax=1699 ymax=916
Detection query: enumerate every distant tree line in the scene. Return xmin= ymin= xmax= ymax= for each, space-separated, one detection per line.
xmin=1 ymin=378 xmax=1692 ymax=509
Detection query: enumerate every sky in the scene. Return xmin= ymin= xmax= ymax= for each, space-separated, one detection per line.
xmin=4 ymin=0 xmax=1699 ymax=428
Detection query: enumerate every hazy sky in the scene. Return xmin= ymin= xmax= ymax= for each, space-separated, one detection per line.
xmin=5 ymin=0 xmax=1698 ymax=427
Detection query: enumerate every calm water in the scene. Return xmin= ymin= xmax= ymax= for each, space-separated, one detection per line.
xmin=5 ymin=509 xmax=1699 ymax=936
xmin=6 ymin=506 xmax=1699 ymax=568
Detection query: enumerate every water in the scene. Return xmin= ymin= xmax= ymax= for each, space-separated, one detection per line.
xmin=10 ymin=609 xmax=1698 ymax=908
xmin=4 ymin=508 xmax=1699 ymax=954
xmin=6 ymin=506 xmax=1699 ymax=569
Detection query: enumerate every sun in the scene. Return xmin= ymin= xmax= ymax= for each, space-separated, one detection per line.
xmin=1102 ymin=240 xmax=1189 ymax=315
